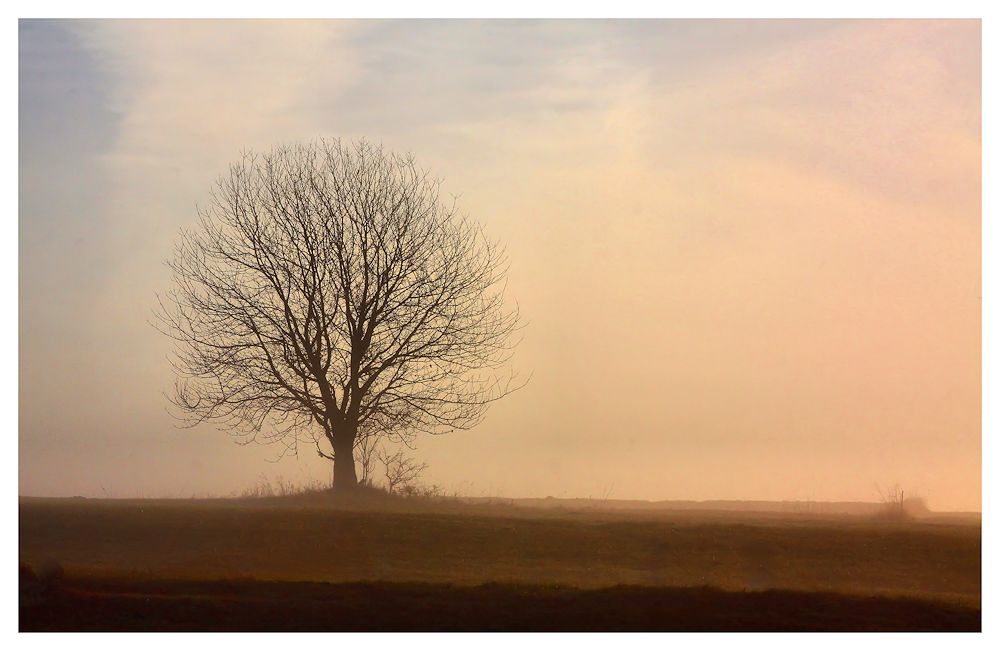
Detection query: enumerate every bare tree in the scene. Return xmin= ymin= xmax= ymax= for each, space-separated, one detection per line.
xmin=376 ymin=447 xmax=429 ymax=495
xmin=876 ymin=483 xmax=907 ymax=520
xmin=155 ymin=139 xmax=521 ymax=491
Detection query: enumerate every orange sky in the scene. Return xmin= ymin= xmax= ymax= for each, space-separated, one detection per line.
xmin=19 ymin=19 xmax=981 ymax=510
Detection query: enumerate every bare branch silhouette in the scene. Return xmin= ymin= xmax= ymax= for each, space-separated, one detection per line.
xmin=155 ymin=139 xmax=522 ymax=490
xmin=376 ymin=447 xmax=429 ymax=495
xmin=355 ymin=430 xmax=383 ymax=487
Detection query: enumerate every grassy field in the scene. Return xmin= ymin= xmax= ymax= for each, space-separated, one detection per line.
xmin=18 ymin=495 xmax=981 ymax=631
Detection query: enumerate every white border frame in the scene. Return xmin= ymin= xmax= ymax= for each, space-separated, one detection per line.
xmin=6 ymin=2 xmax=993 ymax=648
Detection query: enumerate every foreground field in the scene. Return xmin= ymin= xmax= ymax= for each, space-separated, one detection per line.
xmin=19 ymin=496 xmax=981 ymax=631
xmin=20 ymin=575 xmax=980 ymax=632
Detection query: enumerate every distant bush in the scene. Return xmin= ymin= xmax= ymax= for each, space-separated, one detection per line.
xmin=873 ymin=484 xmax=929 ymax=521
xmin=235 ymin=470 xmax=457 ymax=504
xmin=238 ymin=475 xmax=329 ymax=499
xmin=397 ymin=483 xmax=444 ymax=500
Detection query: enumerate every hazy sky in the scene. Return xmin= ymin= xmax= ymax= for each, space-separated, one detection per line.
xmin=19 ymin=19 xmax=981 ymax=510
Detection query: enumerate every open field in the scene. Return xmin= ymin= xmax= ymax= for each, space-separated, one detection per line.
xmin=20 ymin=576 xmax=980 ymax=632
xmin=19 ymin=495 xmax=981 ymax=631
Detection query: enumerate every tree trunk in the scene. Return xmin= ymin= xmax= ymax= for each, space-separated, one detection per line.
xmin=331 ymin=426 xmax=358 ymax=492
